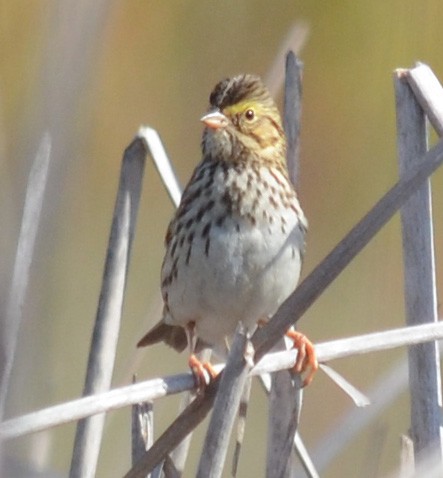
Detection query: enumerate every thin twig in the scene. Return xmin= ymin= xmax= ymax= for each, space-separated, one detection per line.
xmin=319 ymin=364 xmax=370 ymax=408
xmin=259 ymin=373 xmax=319 ymax=476
xmin=168 ymin=391 xmax=194 ymax=474
xmin=0 ymin=133 xmax=52 ymax=420
xmin=132 ymin=399 xmax=153 ymax=467
xmin=196 ymin=327 xmax=252 ymax=478
xmin=312 ymin=322 xmax=443 ymax=362
xmin=139 ymin=126 xmax=182 ymax=208
xmin=293 ymin=433 xmax=320 ymax=478
xmin=231 ymin=376 xmax=252 ymax=477
xmin=3 ymin=321 xmax=443 ymax=442
xmin=124 ymin=381 xmax=218 ymax=478
xmin=69 ymin=135 xmax=147 ymax=478
xmin=405 ymin=63 xmax=443 ymax=136
xmin=266 ymin=369 xmax=303 ymax=478
xmin=283 ymin=51 xmax=303 ymax=187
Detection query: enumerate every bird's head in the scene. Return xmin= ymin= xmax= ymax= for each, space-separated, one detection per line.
xmin=201 ymin=74 xmax=286 ymax=162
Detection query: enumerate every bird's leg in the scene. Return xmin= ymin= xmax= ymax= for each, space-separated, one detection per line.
xmin=188 ymin=354 xmax=217 ymax=388
xmin=257 ymin=319 xmax=318 ymax=386
xmin=286 ymin=329 xmax=318 ymax=387
xmin=186 ymin=322 xmax=217 ymax=390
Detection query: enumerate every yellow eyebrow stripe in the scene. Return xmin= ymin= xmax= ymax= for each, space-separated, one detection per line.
xmin=224 ymin=101 xmax=257 ymax=116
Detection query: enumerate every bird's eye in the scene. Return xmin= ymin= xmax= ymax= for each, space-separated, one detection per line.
xmin=244 ymin=109 xmax=255 ymax=121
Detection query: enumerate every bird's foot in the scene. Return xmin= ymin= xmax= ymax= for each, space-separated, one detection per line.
xmin=189 ymin=354 xmax=218 ymax=391
xmin=286 ymin=330 xmax=318 ymax=387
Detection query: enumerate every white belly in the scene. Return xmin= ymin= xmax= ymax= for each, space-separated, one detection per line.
xmin=163 ymin=213 xmax=304 ymax=347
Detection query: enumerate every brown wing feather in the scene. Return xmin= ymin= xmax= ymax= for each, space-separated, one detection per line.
xmin=137 ymin=320 xmax=188 ymax=353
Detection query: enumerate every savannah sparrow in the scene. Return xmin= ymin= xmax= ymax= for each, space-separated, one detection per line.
xmin=138 ymin=74 xmax=317 ymax=385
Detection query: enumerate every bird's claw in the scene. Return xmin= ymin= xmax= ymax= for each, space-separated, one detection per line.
xmin=189 ymin=354 xmax=218 ymax=391
xmin=286 ymin=330 xmax=318 ymax=387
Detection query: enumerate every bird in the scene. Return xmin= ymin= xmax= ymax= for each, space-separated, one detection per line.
xmin=138 ymin=74 xmax=317 ymax=386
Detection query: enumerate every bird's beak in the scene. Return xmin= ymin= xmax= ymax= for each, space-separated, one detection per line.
xmin=200 ymin=110 xmax=228 ymax=130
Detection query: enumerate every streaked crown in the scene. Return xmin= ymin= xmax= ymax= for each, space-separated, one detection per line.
xmin=209 ymin=74 xmax=278 ymax=116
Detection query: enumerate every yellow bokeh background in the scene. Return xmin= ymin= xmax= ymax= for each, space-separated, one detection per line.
xmin=1 ymin=1 xmax=442 ymax=476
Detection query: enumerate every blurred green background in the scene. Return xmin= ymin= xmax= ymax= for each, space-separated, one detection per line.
xmin=1 ymin=1 xmax=442 ymax=476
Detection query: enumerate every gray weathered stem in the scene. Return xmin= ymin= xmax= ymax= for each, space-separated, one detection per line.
xmin=406 ymin=63 xmax=443 ymax=136
xmin=167 ymin=392 xmax=194 ymax=473
xmin=284 ymin=51 xmax=303 ymax=187
xmin=125 ymin=388 xmax=217 ymax=477
xmin=0 ymin=134 xmax=52 ymax=420
xmin=139 ymin=126 xmax=197 ymax=474
xmin=3 ymin=321 xmax=443 ymax=442
xmin=69 ymin=136 xmax=146 ymax=478
xmin=231 ymin=376 xmax=253 ymax=477
xmin=140 ymin=126 xmax=182 ymax=208
xmin=267 ymin=370 xmax=302 ymax=478
xmin=294 ymin=434 xmax=320 ymax=478
xmin=259 ymin=374 xmax=318 ymax=477
xmin=132 ymin=399 xmax=153 ymax=471
xmin=196 ymin=327 xmax=252 ymax=478
xmin=266 ymin=51 xmax=306 ymax=478
xmin=395 ymin=70 xmax=443 ymax=460
xmin=1 ymin=373 xmax=195 ymax=441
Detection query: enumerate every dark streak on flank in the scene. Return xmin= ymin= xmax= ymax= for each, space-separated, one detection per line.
xmin=175 ymin=222 xmax=183 ymax=238
xmin=185 ymin=245 xmax=192 ymax=265
xmin=196 ymin=199 xmax=215 ymax=221
xmin=201 ymin=222 xmax=211 ymax=238
xmin=171 ymin=257 xmax=179 ymax=279
xmin=161 ymin=276 xmax=169 ymax=288
xmin=216 ymin=215 xmax=226 ymax=227
xmin=222 ymin=189 xmax=233 ymax=214
xmin=170 ymin=240 xmax=177 ymax=258
xmin=204 ymin=174 xmax=215 ymax=190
